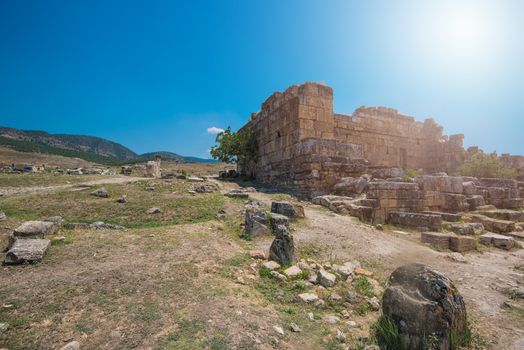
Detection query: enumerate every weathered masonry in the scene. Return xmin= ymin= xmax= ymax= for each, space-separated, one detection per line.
xmin=241 ymin=82 xmax=465 ymax=196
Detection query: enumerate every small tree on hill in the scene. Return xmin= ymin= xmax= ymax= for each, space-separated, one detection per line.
xmin=210 ymin=127 xmax=258 ymax=174
xmin=459 ymin=152 xmax=518 ymax=179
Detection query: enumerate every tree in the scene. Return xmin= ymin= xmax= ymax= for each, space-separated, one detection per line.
xmin=210 ymin=127 xmax=258 ymax=171
xmin=458 ymin=152 xmax=518 ymax=179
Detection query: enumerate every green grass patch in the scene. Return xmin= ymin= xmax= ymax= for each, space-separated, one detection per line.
xmin=353 ymin=276 xmax=375 ymax=298
xmin=0 ymin=181 xmax=225 ymax=228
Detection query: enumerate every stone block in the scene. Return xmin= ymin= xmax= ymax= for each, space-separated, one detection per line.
xmin=482 ymin=210 xmax=524 ymax=221
xmin=449 ymin=223 xmax=484 ymax=235
xmin=462 ymin=181 xmax=477 ymax=195
xmin=14 ymin=221 xmax=59 ymax=239
xmin=466 ymin=195 xmax=485 ymax=211
xmin=449 ymin=236 xmax=476 ymax=252
xmin=441 ymin=193 xmax=469 ymax=212
xmin=4 ymin=239 xmax=51 ymax=264
xmin=479 ymin=178 xmax=518 ymax=189
xmin=388 ymin=211 xmax=442 ymax=231
xmin=423 ymin=211 xmax=462 ymax=222
xmin=416 ymin=175 xmax=463 ymax=194
xmin=421 ymin=232 xmax=452 ymax=249
xmin=469 ymin=214 xmax=516 ymax=234
xmin=479 ymin=233 xmax=515 ymax=250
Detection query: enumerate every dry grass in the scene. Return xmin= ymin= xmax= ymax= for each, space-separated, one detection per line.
xmin=0 ymin=173 xmax=103 ymax=188
xmin=0 ymin=146 xmax=95 ymax=168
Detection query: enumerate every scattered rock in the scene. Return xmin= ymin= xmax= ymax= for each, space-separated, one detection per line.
xmin=289 ymin=323 xmax=302 ymax=333
xmin=382 ymin=263 xmax=467 ymax=350
xmin=447 ymin=252 xmax=467 ymax=263
xmin=249 ymin=250 xmax=265 ymax=260
xmin=147 ymin=207 xmax=161 ymax=215
xmin=307 ymin=312 xmax=315 ymax=321
xmin=225 ymin=191 xmax=249 ymax=199
xmin=271 ymin=201 xmax=305 ymax=220
xmin=4 ymin=238 xmax=51 ymax=264
xmin=298 ymin=293 xmax=319 ymax=303
xmin=366 ymin=297 xmax=380 ymax=311
xmin=59 ymin=341 xmax=80 ymax=350
xmin=283 ymin=265 xmax=303 ymax=278
xmin=195 ymin=183 xmax=219 ymax=193
xmin=335 ymin=329 xmax=347 ymax=342
xmin=345 ymin=291 xmax=360 ymax=304
xmin=273 ymin=325 xmax=285 ymax=336
xmin=187 ymin=176 xmax=205 ymax=182
xmin=90 ymin=222 xmax=125 ymax=230
xmin=0 ymin=211 xmax=6 ymax=221
xmin=317 ymin=269 xmax=336 ymax=288
xmin=0 ymin=322 xmax=8 ymax=332
xmin=346 ymin=320 xmax=359 ymax=328
xmin=324 ymin=315 xmax=340 ymax=324
xmin=332 ymin=261 xmax=360 ymax=280
xmin=91 ymin=188 xmax=109 ymax=198
xmin=261 ymin=261 xmax=281 ymax=271
xmin=354 ymin=267 xmax=373 ymax=277
xmin=117 ymin=195 xmax=127 ymax=203
xmin=270 ymin=271 xmax=287 ymax=282
xmin=52 ymin=236 xmax=66 ymax=243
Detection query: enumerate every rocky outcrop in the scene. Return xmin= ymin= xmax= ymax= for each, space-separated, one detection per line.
xmin=382 ymin=263 xmax=467 ymax=350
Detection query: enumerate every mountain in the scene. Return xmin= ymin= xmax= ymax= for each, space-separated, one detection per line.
xmin=0 ymin=126 xmax=217 ymax=164
xmin=140 ymin=151 xmax=218 ymax=163
xmin=0 ymin=127 xmax=137 ymax=160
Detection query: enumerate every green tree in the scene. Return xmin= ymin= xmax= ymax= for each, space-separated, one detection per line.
xmin=459 ymin=152 xmax=518 ymax=179
xmin=210 ymin=127 xmax=258 ymax=172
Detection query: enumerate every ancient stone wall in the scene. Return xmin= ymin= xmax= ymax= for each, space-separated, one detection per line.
xmin=242 ymin=82 xmax=466 ymax=196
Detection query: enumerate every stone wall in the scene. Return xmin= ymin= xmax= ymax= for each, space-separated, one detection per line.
xmin=242 ymin=82 xmax=467 ymax=197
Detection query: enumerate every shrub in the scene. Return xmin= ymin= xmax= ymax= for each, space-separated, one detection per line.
xmin=459 ymin=152 xmax=518 ymax=179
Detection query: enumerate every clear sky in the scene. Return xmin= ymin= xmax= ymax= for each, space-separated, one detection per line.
xmin=1 ymin=0 xmax=523 ymax=158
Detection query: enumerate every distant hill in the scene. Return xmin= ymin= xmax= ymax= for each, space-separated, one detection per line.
xmin=0 ymin=127 xmax=136 ymax=160
xmin=140 ymin=151 xmax=218 ymax=163
xmin=0 ymin=127 xmax=217 ymax=165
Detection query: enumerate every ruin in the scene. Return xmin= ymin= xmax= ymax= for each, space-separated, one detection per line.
xmin=241 ymin=82 xmax=466 ymax=197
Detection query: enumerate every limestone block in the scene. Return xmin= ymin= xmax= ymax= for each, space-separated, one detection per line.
xmin=449 ymin=236 xmax=475 ymax=252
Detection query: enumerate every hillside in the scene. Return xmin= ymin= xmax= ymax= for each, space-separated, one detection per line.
xmin=0 ymin=127 xmax=217 ymax=165
xmin=0 ymin=127 xmax=137 ymax=160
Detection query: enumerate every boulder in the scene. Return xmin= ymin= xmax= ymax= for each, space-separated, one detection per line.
xmin=298 ymin=293 xmax=319 ymax=303
xmin=283 ymin=265 xmax=303 ymax=278
xmin=268 ymin=225 xmax=296 ymax=265
xmin=382 ymin=263 xmax=467 ymax=350
xmin=271 ymin=202 xmax=305 ymax=220
xmin=332 ymin=261 xmax=361 ymax=280
xmin=59 ymin=341 xmax=80 ymax=350
xmin=245 ymin=210 xmax=270 ymax=238
xmin=147 ymin=207 xmax=161 ymax=214
xmin=14 ymin=220 xmax=59 ymax=239
xmin=91 ymin=188 xmax=109 ymax=198
xmin=261 ymin=261 xmax=281 ymax=271
xmin=317 ymin=269 xmax=337 ymax=287
xmin=0 ymin=211 xmax=6 ymax=221
xmin=4 ymin=239 xmax=51 ymax=264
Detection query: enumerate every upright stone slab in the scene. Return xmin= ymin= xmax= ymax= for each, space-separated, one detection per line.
xmin=271 ymin=201 xmax=305 ymax=220
xmin=268 ymin=225 xmax=296 ymax=265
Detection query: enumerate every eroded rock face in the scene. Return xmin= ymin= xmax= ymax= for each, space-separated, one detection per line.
xmin=382 ymin=263 xmax=467 ymax=350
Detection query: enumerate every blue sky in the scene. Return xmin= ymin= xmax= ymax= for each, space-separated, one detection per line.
xmin=1 ymin=0 xmax=523 ymax=158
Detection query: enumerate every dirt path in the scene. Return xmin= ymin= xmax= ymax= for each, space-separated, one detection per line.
xmin=0 ymin=176 xmax=146 ymax=197
xmin=221 ymin=181 xmax=524 ymax=349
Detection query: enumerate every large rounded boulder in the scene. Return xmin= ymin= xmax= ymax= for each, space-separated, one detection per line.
xmin=382 ymin=263 xmax=467 ymax=350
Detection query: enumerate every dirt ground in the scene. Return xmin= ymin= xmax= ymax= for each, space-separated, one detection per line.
xmin=220 ymin=180 xmax=524 ymax=350
xmin=1 ymin=173 xmax=523 ymax=349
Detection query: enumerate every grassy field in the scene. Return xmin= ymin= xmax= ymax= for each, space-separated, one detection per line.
xmin=0 ymin=173 xmax=106 ymax=188
xmin=0 ymin=180 xmax=225 ymax=228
